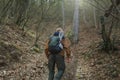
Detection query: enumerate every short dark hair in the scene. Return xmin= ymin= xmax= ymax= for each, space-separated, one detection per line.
xmin=53 ymin=32 xmax=59 ymax=36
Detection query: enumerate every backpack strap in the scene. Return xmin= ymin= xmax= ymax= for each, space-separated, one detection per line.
xmin=59 ymin=32 xmax=64 ymax=41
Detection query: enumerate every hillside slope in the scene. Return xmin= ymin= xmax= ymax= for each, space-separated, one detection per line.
xmin=0 ymin=25 xmax=120 ymax=80
xmin=75 ymin=28 xmax=120 ymax=80
xmin=0 ymin=25 xmax=48 ymax=80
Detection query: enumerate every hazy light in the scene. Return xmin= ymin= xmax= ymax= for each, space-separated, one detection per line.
xmin=65 ymin=0 xmax=85 ymax=8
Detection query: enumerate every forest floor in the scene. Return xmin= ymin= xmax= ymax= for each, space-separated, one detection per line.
xmin=0 ymin=24 xmax=120 ymax=80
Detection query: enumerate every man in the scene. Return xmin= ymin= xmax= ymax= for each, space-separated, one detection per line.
xmin=45 ymin=28 xmax=71 ymax=80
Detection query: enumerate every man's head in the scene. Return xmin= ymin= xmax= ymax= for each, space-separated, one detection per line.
xmin=54 ymin=27 xmax=64 ymax=39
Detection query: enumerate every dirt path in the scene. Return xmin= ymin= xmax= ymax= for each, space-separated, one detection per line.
xmin=62 ymin=28 xmax=100 ymax=80
xmin=71 ymin=28 xmax=120 ymax=80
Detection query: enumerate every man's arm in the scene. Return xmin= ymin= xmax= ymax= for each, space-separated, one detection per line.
xmin=62 ymin=38 xmax=71 ymax=58
xmin=44 ymin=40 xmax=50 ymax=59
xmin=64 ymin=47 xmax=71 ymax=58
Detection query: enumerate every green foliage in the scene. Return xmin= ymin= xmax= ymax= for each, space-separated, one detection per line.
xmin=27 ymin=30 xmax=35 ymax=38
xmin=31 ymin=46 xmax=40 ymax=53
xmin=66 ymin=30 xmax=74 ymax=41
xmin=30 ymin=44 xmax=42 ymax=53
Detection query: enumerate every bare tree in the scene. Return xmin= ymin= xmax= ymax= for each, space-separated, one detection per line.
xmin=73 ymin=0 xmax=80 ymax=43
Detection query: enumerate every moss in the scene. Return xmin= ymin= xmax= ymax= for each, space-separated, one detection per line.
xmin=27 ymin=30 xmax=35 ymax=38
xmin=30 ymin=46 xmax=41 ymax=53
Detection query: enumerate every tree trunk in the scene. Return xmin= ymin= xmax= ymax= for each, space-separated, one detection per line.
xmin=100 ymin=16 xmax=113 ymax=53
xmin=73 ymin=0 xmax=79 ymax=43
xmin=62 ymin=0 xmax=65 ymax=30
xmin=83 ymin=9 xmax=88 ymax=27
xmin=93 ymin=7 xmax=97 ymax=28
